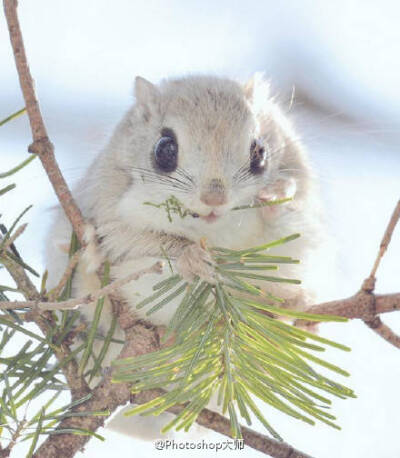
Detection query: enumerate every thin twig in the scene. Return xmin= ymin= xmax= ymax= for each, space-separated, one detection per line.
xmin=1 ymin=290 xmax=399 ymax=321
xmin=0 ymin=261 xmax=164 ymax=311
xmin=0 ymin=223 xmax=27 ymax=254
xmin=368 ymin=199 xmax=400 ymax=282
xmin=0 ymin=418 xmax=27 ymax=458
xmin=301 ymin=200 xmax=400 ymax=349
xmin=361 ymin=199 xmax=400 ymax=347
xmin=3 ymin=0 xmax=86 ymax=244
xmin=364 ymin=316 xmax=400 ymax=349
xmin=47 ymin=249 xmax=81 ymax=301
xmin=1 ymin=253 xmax=39 ymax=301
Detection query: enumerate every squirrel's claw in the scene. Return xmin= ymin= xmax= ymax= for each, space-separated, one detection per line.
xmin=176 ymin=242 xmax=216 ymax=284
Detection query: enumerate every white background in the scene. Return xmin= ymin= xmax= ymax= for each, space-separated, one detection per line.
xmin=1 ymin=1 xmax=400 ymax=457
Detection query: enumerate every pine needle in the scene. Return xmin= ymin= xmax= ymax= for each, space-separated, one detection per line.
xmin=113 ymin=233 xmax=354 ymax=439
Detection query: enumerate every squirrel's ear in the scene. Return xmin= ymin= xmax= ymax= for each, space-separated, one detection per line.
xmin=134 ymin=76 xmax=160 ymax=120
xmin=243 ymin=72 xmax=270 ymax=108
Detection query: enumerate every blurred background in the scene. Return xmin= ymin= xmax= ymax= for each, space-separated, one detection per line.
xmin=1 ymin=1 xmax=399 ymax=457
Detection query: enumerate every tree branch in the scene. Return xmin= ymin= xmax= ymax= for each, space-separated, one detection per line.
xmin=47 ymin=249 xmax=81 ymax=301
xmin=134 ymin=390 xmax=313 ymax=458
xmin=0 ymin=223 xmax=27 ymax=254
xmin=360 ymin=199 xmax=400 ymax=347
xmin=304 ymin=292 xmax=400 ymax=319
xmin=364 ymin=316 xmax=400 ymax=349
xmin=3 ymin=0 xmax=86 ymax=244
xmin=368 ymin=199 xmax=400 ymax=281
xmin=300 ymin=199 xmax=400 ymax=348
xmin=0 ymin=261 xmax=164 ymax=311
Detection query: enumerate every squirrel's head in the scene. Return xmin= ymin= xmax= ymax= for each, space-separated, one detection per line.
xmin=112 ymin=74 xmax=310 ymax=239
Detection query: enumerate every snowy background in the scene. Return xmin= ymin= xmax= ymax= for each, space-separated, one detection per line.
xmin=1 ymin=0 xmax=400 ymax=457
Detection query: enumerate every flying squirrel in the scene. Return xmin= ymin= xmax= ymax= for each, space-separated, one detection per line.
xmin=45 ymin=74 xmax=332 ymax=439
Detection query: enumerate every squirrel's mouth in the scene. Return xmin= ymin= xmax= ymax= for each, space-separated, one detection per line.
xmin=200 ymin=211 xmax=220 ymax=224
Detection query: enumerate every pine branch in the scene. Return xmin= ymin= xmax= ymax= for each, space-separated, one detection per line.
xmin=0 ymin=245 xmax=90 ymax=400
xmin=33 ymin=322 xmax=314 ymax=458
xmin=113 ymin=239 xmax=354 ymax=440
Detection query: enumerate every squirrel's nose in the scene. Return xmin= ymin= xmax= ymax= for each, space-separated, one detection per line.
xmin=200 ymin=178 xmax=227 ymax=206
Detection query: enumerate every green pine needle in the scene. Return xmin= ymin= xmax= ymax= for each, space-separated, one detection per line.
xmin=143 ymin=195 xmax=294 ymax=222
xmin=79 ymin=261 xmax=111 ymax=376
xmin=0 ymin=183 xmax=16 ymax=196
xmin=0 ymin=154 xmax=37 ymax=179
xmin=0 ymin=107 xmax=26 ymax=126
xmin=112 ymin=233 xmax=354 ymax=440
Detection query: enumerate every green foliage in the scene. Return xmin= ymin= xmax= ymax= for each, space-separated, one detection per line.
xmin=0 ymin=228 xmax=109 ymax=453
xmin=144 ymin=195 xmax=197 ymax=222
xmin=0 ymin=155 xmax=37 ymax=179
xmin=144 ymin=194 xmax=293 ymax=223
xmin=0 ymin=108 xmax=26 ymax=127
xmin=113 ymin=235 xmax=355 ymax=439
xmin=0 ymin=108 xmax=112 ymax=454
xmin=0 ymin=316 xmax=109 ymax=451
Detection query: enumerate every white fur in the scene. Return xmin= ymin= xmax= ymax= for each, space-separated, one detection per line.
xmin=45 ymin=74 xmax=333 ymax=441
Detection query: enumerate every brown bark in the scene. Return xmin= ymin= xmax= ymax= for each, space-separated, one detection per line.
xmin=3 ymin=0 xmax=86 ymax=244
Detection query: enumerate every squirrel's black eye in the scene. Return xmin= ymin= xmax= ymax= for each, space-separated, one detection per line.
xmin=250 ymin=139 xmax=267 ymax=174
xmin=154 ymin=129 xmax=178 ymax=173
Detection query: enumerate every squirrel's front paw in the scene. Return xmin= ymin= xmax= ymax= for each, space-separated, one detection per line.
xmin=81 ymin=223 xmax=104 ymax=273
xmin=257 ymin=177 xmax=296 ymax=217
xmin=176 ymin=241 xmax=216 ymax=284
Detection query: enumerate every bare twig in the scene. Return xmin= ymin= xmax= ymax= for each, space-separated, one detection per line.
xmin=301 ymin=200 xmax=400 ymax=349
xmin=3 ymin=0 xmax=86 ymax=244
xmin=364 ymin=316 xmax=400 ymax=349
xmin=368 ymin=199 xmax=400 ymax=282
xmin=0 ymin=223 xmax=27 ymax=254
xmin=361 ymin=199 xmax=400 ymax=347
xmin=47 ymin=249 xmax=81 ymax=301
xmin=0 ymin=418 xmax=27 ymax=458
xmin=0 ymin=261 xmax=164 ymax=311
xmin=1 ymin=253 xmax=39 ymax=301
xmin=1 ymin=289 xmax=400 ymax=322
xmin=303 ymin=292 xmax=400 ymax=319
